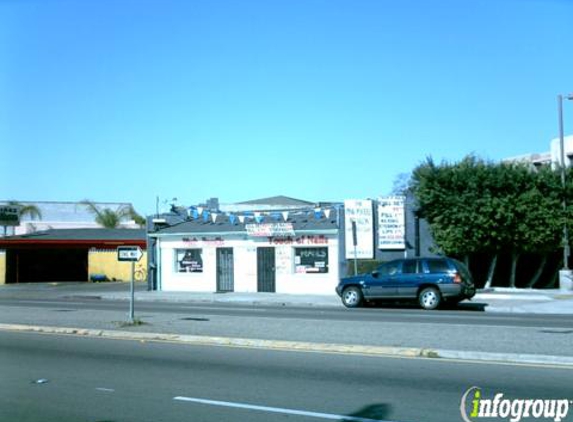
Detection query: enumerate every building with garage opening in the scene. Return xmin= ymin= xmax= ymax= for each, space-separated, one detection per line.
xmin=0 ymin=228 xmax=146 ymax=284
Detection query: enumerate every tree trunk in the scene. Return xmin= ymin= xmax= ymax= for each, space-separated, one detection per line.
xmin=526 ymin=255 xmax=547 ymax=288
xmin=546 ymin=268 xmax=559 ymax=289
xmin=484 ymin=254 xmax=498 ymax=289
xmin=509 ymin=251 xmax=520 ymax=288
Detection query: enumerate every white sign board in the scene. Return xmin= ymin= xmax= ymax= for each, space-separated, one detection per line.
xmin=246 ymin=223 xmax=295 ymax=237
xmin=117 ymin=246 xmax=143 ymax=262
xmin=344 ymin=199 xmax=374 ymax=259
xmin=378 ymin=196 xmax=406 ymax=250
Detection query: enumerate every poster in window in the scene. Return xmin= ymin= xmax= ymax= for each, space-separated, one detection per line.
xmin=294 ymin=247 xmax=328 ymax=274
xmin=177 ymin=249 xmax=203 ymax=273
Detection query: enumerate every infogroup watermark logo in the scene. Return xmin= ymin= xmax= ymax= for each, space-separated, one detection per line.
xmin=460 ymin=387 xmax=572 ymax=422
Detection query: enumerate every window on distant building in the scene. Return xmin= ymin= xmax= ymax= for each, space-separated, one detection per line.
xmin=175 ymin=249 xmax=203 ymax=273
xmin=294 ymin=247 xmax=328 ymax=274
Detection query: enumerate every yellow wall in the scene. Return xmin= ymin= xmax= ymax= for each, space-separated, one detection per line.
xmin=88 ymin=249 xmax=148 ymax=282
xmin=0 ymin=251 xmax=5 ymax=285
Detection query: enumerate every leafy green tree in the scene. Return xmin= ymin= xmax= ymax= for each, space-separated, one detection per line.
xmin=81 ymin=200 xmax=145 ymax=229
xmin=498 ymin=163 xmax=537 ymax=288
xmin=412 ymin=156 xmax=564 ymax=288
xmin=518 ymin=167 xmax=563 ymax=287
xmin=412 ymin=156 xmax=495 ymax=261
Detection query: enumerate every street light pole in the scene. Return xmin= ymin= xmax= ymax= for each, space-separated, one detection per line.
xmin=558 ymin=94 xmax=569 ymax=270
xmin=558 ymin=93 xmax=573 ymax=272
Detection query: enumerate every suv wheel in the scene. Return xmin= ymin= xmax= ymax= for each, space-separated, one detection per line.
xmin=418 ymin=287 xmax=441 ymax=310
xmin=341 ymin=286 xmax=363 ymax=308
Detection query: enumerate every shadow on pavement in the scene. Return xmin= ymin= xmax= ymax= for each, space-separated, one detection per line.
xmin=343 ymin=403 xmax=392 ymax=421
xmin=365 ymin=300 xmax=488 ymax=312
xmin=455 ymin=302 xmax=488 ymax=312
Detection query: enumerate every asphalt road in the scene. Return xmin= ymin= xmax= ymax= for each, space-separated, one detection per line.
xmin=1 ymin=331 xmax=572 ymax=422
xmin=1 ymin=296 xmax=573 ymax=329
xmin=1 ymin=297 xmax=573 ymax=357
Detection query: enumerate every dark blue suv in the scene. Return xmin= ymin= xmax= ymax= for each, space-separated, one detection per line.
xmin=336 ymin=257 xmax=475 ymax=310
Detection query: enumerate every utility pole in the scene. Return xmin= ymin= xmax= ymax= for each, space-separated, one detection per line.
xmin=558 ymin=94 xmax=569 ymax=269
xmin=558 ymin=93 xmax=573 ymax=291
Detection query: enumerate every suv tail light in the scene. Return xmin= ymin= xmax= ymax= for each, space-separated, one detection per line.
xmin=453 ymin=272 xmax=462 ymax=283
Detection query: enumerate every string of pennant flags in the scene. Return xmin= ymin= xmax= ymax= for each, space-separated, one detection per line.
xmin=186 ymin=205 xmax=339 ymax=225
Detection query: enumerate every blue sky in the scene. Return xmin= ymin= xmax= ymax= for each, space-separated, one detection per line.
xmin=2 ymin=0 xmax=572 ymax=215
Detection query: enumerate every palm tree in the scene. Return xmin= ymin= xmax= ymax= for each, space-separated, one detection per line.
xmin=1 ymin=201 xmax=43 ymax=236
xmin=81 ymin=200 xmax=145 ymax=229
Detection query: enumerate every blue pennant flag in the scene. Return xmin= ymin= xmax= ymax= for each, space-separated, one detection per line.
xmin=202 ymin=211 xmax=209 ymax=222
xmin=229 ymin=214 xmax=237 ymax=225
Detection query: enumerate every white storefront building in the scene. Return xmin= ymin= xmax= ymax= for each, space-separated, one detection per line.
xmin=151 ymin=209 xmax=343 ymax=295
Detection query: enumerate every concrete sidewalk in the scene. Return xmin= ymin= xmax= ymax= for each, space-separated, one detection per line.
xmin=474 ymin=288 xmax=573 ymax=314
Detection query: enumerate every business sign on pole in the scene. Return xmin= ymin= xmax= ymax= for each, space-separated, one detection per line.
xmin=0 ymin=206 xmax=20 ymax=227
xmin=116 ymin=245 xmax=142 ymax=324
xmin=344 ymin=199 xmax=374 ymax=259
xmin=378 ymin=196 xmax=406 ymax=250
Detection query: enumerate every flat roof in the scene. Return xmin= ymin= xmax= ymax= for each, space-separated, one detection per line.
xmin=0 ymin=228 xmax=146 ymax=248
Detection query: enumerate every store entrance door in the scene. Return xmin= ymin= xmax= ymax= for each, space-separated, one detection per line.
xmin=216 ymin=248 xmax=234 ymax=292
xmin=257 ymin=247 xmax=275 ymax=293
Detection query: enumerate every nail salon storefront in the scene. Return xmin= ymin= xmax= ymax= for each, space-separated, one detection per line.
xmin=150 ymin=213 xmax=343 ymax=295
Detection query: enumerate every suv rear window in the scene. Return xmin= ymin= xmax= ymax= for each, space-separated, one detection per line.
xmin=425 ymin=259 xmax=450 ymax=273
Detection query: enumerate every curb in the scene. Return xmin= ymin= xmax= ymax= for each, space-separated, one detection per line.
xmin=1 ymin=323 xmax=573 ymax=368
xmin=93 ymin=295 xmax=573 ymax=314
xmin=99 ymin=294 xmax=342 ymax=308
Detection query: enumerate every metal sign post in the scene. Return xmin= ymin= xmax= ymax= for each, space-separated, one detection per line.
xmin=351 ymin=221 xmax=358 ymax=276
xmin=117 ymin=246 xmax=143 ymax=324
xmin=129 ymin=261 xmax=135 ymax=323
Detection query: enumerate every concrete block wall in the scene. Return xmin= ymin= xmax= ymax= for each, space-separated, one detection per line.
xmin=0 ymin=251 xmax=5 ymax=285
xmin=88 ymin=249 xmax=148 ymax=282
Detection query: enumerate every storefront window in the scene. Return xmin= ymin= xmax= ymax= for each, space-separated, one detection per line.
xmin=294 ymin=247 xmax=328 ymax=274
xmin=176 ymin=249 xmax=203 ymax=273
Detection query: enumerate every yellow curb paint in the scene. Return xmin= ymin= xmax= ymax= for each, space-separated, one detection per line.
xmin=1 ymin=323 xmax=573 ymax=369
xmin=0 ymin=323 xmax=430 ymax=358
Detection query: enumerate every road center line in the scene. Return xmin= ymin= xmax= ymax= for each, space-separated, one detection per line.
xmin=173 ymin=396 xmax=404 ymax=422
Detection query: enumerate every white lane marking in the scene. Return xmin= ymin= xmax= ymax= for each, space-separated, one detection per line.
xmin=95 ymin=387 xmax=115 ymax=392
xmin=173 ymin=396 xmax=403 ymax=422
